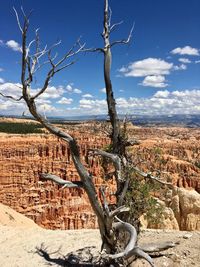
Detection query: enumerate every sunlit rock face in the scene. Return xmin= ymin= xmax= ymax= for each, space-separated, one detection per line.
xmin=0 ymin=132 xmax=115 ymax=230
xmin=0 ymin=125 xmax=200 ymax=230
xmin=130 ymin=127 xmax=200 ymax=231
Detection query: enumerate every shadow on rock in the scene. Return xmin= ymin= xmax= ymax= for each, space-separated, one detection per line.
xmin=35 ymin=243 xmax=102 ymax=267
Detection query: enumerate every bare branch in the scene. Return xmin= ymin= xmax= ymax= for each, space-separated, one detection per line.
xmin=54 ymin=38 xmax=85 ymax=67
xmin=109 ymin=205 xmax=130 ymax=218
xmin=108 ymin=6 xmax=112 ymax=27
xmin=107 ymin=216 xmax=137 ymax=260
xmin=132 ymin=166 xmax=173 ymax=188
xmin=54 ymin=61 xmax=76 ymax=74
xmin=100 ymin=186 xmax=110 ymax=216
xmin=110 ymin=20 xmax=123 ymax=32
xmin=110 ymin=23 xmax=134 ymax=47
xmin=26 ymin=39 xmax=35 ymax=56
xmin=0 ymin=92 xmax=23 ymax=101
xmin=13 ymin=7 xmax=23 ymax=33
xmin=82 ymin=47 xmax=104 ymax=53
xmin=132 ymin=247 xmax=155 ymax=267
xmin=140 ymin=241 xmax=178 ymax=253
xmin=39 ymin=173 xmax=84 ymax=188
xmin=118 ymin=177 xmax=130 ymax=206
xmin=88 ymin=148 xmax=122 ymax=182
xmin=104 ymin=217 xmax=155 ymax=266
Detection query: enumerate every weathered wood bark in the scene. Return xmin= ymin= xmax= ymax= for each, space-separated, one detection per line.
xmin=2 ymin=2 xmax=179 ymax=267
xmin=102 ymin=0 xmax=121 ymax=155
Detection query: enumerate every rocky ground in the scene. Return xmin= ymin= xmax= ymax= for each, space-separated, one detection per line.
xmin=0 ymin=203 xmax=200 ymax=267
xmin=0 ymin=226 xmax=199 ymax=267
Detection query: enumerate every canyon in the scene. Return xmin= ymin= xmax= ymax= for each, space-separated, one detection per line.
xmin=0 ymin=121 xmax=200 ymax=230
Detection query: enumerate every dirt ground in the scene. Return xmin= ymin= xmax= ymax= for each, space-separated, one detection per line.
xmin=0 ymin=225 xmax=199 ymax=267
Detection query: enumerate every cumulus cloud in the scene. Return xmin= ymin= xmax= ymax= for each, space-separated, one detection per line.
xmin=171 ymin=46 xmax=199 ymax=56
xmin=82 ymin=94 xmax=93 ymax=98
xmin=36 ymin=86 xmax=64 ymax=99
xmin=38 ymin=103 xmax=56 ymax=113
xmin=6 ymin=40 xmax=21 ymax=52
xmin=79 ymin=99 xmax=107 ymax=112
xmin=0 ymin=98 xmax=25 ymax=114
xmin=154 ymin=90 xmax=170 ymax=98
xmin=173 ymin=64 xmax=187 ymax=70
xmin=66 ymin=84 xmax=82 ymax=94
xmin=1 ymin=82 xmax=200 ymax=116
xmin=74 ymin=88 xmax=82 ymax=94
xmin=119 ymin=58 xmax=173 ymax=77
xmin=100 ymin=88 xmax=106 ymax=93
xmin=77 ymin=90 xmax=200 ymax=115
xmin=0 ymin=83 xmax=64 ymax=100
xmin=141 ymin=75 xmax=168 ymax=88
xmin=66 ymin=84 xmax=73 ymax=92
xmin=178 ymin=58 xmax=191 ymax=64
xmin=0 ymin=78 xmax=5 ymax=84
xmin=57 ymin=97 xmax=73 ymax=104
xmin=0 ymin=82 xmax=22 ymax=98
xmin=112 ymin=90 xmax=200 ymax=115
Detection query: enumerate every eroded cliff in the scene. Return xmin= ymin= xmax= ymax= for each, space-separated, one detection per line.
xmin=0 ymin=125 xmax=200 ymax=230
xmin=0 ymin=132 xmax=115 ymax=229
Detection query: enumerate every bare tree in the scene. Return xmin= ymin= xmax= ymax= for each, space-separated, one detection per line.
xmin=2 ymin=1 xmax=178 ymax=266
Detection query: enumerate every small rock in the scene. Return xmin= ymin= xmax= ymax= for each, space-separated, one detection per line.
xmin=183 ymin=233 xmax=193 ymax=239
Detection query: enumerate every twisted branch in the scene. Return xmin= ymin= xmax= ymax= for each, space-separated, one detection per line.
xmin=39 ymin=173 xmax=84 ymax=188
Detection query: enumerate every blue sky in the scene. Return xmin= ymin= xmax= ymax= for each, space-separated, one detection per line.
xmin=0 ymin=0 xmax=200 ymax=116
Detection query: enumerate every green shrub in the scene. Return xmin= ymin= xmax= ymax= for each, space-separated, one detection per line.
xmin=0 ymin=122 xmax=44 ymax=134
xmin=124 ymin=170 xmax=164 ymax=227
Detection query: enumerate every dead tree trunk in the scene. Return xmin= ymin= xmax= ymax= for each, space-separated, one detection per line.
xmin=0 ymin=3 xmax=178 ymax=267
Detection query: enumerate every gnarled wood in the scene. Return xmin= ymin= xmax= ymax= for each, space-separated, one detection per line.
xmin=39 ymin=173 xmax=84 ymax=188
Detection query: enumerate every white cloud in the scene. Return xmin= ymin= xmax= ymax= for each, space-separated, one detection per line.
xmin=178 ymin=58 xmax=191 ymax=64
xmin=118 ymin=66 xmax=127 ymax=73
xmin=0 ymin=78 xmax=5 ymax=84
xmin=0 ymin=83 xmax=64 ymax=100
xmin=37 ymin=86 xmax=64 ymax=99
xmin=2 ymin=83 xmax=200 ymax=116
xmin=0 ymin=99 xmax=25 ymax=114
xmin=119 ymin=58 xmax=173 ymax=77
xmin=82 ymin=94 xmax=93 ymax=98
xmin=195 ymin=60 xmax=200 ymax=64
xmin=0 ymin=68 xmax=4 ymax=72
xmin=116 ymin=97 xmax=128 ymax=107
xmin=66 ymin=84 xmax=82 ymax=94
xmin=74 ymin=88 xmax=82 ymax=94
xmin=115 ymin=89 xmax=200 ymax=115
xmin=173 ymin=64 xmax=187 ymax=70
xmin=0 ymin=82 xmax=22 ymax=98
xmin=0 ymin=40 xmax=3 ymax=45
xmin=6 ymin=40 xmax=21 ymax=52
xmin=35 ymin=98 xmax=51 ymax=105
xmin=38 ymin=103 xmax=56 ymax=113
xmin=57 ymin=97 xmax=73 ymax=104
xmin=154 ymin=90 xmax=170 ymax=98
xmin=141 ymin=75 xmax=168 ymax=88
xmin=66 ymin=84 xmax=73 ymax=92
xmin=79 ymin=99 xmax=107 ymax=112
xmin=171 ymin=46 xmax=199 ymax=56
xmin=100 ymin=88 xmax=106 ymax=93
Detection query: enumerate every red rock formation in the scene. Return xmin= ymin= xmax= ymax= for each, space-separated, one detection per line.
xmin=0 ymin=125 xmax=200 ymax=230
xmin=0 ymin=132 xmax=115 ymax=229
xmin=130 ymin=127 xmax=200 ymax=193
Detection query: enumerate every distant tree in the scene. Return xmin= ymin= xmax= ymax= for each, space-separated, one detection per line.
xmin=2 ymin=1 xmax=176 ymax=266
